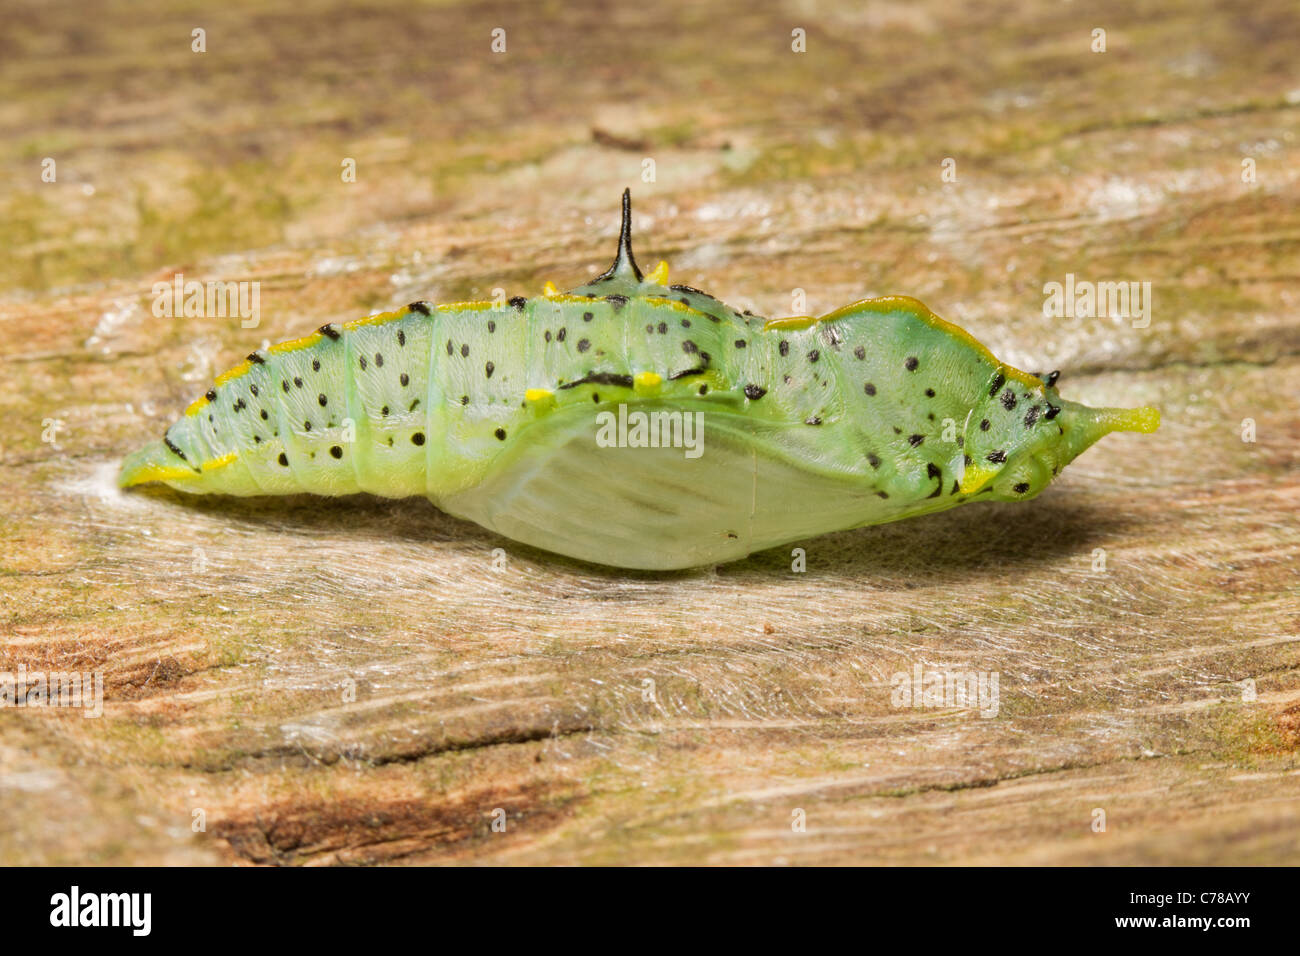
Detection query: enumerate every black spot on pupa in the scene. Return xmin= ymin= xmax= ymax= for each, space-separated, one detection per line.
xmin=682 ymin=340 xmax=699 ymax=354
xmin=318 ymin=324 xmax=341 ymax=340
xmin=260 ymin=409 xmax=268 ymax=420
xmin=446 ymin=340 xmax=454 ymax=356
xmin=1044 ymin=370 xmax=1060 ymax=387
xmin=494 ymin=428 xmax=507 ymax=441
xmin=487 ymin=320 xmax=496 ymax=333
xmin=407 ymin=302 xmax=430 ymax=316
xmin=989 ymin=372 xmax=1005 ymax=397
xmin=604 ymin=294 xmax=628 ymax=310
xmin=397 ymin=329 xmax=407 ymax=346
xmin=375 ymin=352 xmax=385 ymax=366
xmin=312 ymin=358 xmax=321 ymax=372
xmin=278 ymin=452 xmax=289 ymax=466
xmin=876 ymin=491 xmax=889 ymax=499
xmin=460 ymin=344 xmax=469 ymax=357
xmin=743 ymin=384 xmax=767 ymax=400
xmin=557 ymin=328 xmax=567 ymax=342
xmin=293 ymin=377 xmax=303 ymax=388
xmin=459 ymin=396 xmax=468 ymax=406
xmin=508 ymin=296 xmax=527 ymax=310
xmin=909 ymin=434 xmax=924 ymax=446
xmin=734 ymin=339 xmax=747 ymax=349
xmin=412 ymin=432 xmax=425 ymax=446
xmin=905 ymin=356 xmax=919 ymax=371
xmin=925 ymin=388 xmax=935 ymax=398
xmin=205 ymin=389 xmax=217 ymax=401
xmin=657 ymin=322 xmax=668 ymax=334
xmin=484 ymin=362 xmax=494 ymax=379
xmin=577 ymin=339 xmax=590 ymax=352
xmin=1014 ymin=482 xmax=1030 ymax=494
xmin=381 ymin=405 xmax=390 ymax=416
xmin=854 ymin=345 xmax=866 ymax=360
xmin=317 ymin=394 xmax=327 ymax=406
xmin=979 ymin=418 xmax=990 ymax=431
xmin=987 ymin=450 xmax=1006 ymax=463
xmin=408 ymin=398 xmax=420 ymax=412
xmin=303 ymin=420 xmax=312 ymax=431
xmin=698 ymin=384 xmax=708 ymax=395
xmin=1001 ymin=389 xmax=1017 ymax=411
xmin=807 ymin=350 xmax=820 ymax=363
xmin=330 ymin=445 xmax=343 ymax=459
xmin=805 ymin=416 xmax=822 ymax=426
xmin=867 ymin=453 xmax=881 ymax=469
xmin=926 ymin=463 xmax=941 ymax=479
xmin=864 ymin=382 xmax=876 ymax=396
xmin=249 ymin=383 xmax=259 ymax=396
xmin=582 ymin=311 xmax=594 ymax=322
xmin=779 ymin=340 xmax=790 ymax=356
xmin=359 ymin=355 xmax=368 ymax=370
xmin=247 ymin=352 xmax=265 ymax=365
xmin=400 ymin=372 xmax=410 ymax=387
xmin=281 ymin=380 xmax=290 ymax=393
xmin=1024 ymin=405 xmax=1040 ymax=428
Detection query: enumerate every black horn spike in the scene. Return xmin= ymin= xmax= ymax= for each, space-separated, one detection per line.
xmin=1045 ymin=370 xmax=1060 ymax=388
xmin=594 ymin=188 xmax=643 ymax=282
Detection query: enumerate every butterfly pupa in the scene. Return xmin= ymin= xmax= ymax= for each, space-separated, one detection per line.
xmin=121 ymin=190 xmax=1160 ymax=570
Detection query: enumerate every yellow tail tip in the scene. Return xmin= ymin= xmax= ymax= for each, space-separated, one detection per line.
xmin=1103 ymin=405 xmax=1161 ymax=434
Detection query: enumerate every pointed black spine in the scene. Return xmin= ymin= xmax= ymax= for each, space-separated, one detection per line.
xmin=594 ymin=188 xmax=643 ymax=282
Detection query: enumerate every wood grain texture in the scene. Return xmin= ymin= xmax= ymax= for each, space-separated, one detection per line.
xmin=1 ymin=0 xmax=1297 ymax=865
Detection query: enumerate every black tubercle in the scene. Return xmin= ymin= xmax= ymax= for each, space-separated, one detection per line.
xmin=592 ymin=189 xmax=643 ymax=283
xmin=408 ymin=301 xmax=432 ymax=315
xmin=318 ymin=324 xmax=341 ymax=340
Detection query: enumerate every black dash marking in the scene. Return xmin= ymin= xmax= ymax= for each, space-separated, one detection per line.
xmin=163 ymin=436 xmax=189 ymax=462
xmin=558 ymin=372 xmax=635 ymax=390
xmin=909 ymin=434 xmax=924 ymax=446
xmin=312 ymin=358 xmax=320 ymax=372
xmin=604 ymin=294 xmax=628 ymax=310
xmin=557 ymin=328 xmax=566 ymax=342
xmin=407 ymin=301 xmax=431 ymax=316
xmin=669 ymin=284 xmax=710 ymax=297
xmin=743 ymin=384 xmax=766 ymax=400
xmin=867 ymin=453 xmax=881 ymax=469
xmin=668 ymin=366 xmax=707 ymax=381
xmin=876 ymin=491 xmax=889 ymax=499
xmin=926 ymin=463 xmax=941 ymax=479
xmin=318 ymin=324 xmax=341 ymax=340
xmin=989 ymin=372 xmax=1005 ymax=397
xmin=987 ymin=450 xmax=1006 ymax=463
xmin=397 ymin=329 xmax=407 ymax=346
xmin=247 ymin=352 xmax=265 ymax=364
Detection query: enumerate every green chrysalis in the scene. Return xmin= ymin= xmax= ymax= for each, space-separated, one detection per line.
xmin=121 ymin=191 xmax=1160 ymax=569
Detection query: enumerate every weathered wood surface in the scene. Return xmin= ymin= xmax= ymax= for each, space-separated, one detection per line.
xmin=2 ymin=0 xmax=1298 ymax=865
